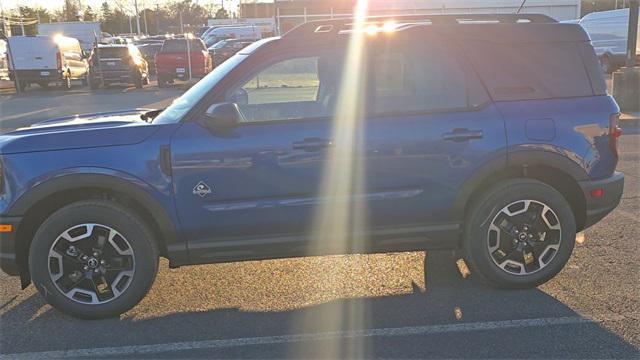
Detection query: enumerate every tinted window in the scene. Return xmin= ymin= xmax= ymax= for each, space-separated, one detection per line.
xmin=162 ymin=39 xmax=205 ymax=52
xmin=370 ymin=39 xmax=487 ymax=114
xmin=464 ymin=41 xmax=594 ymax=101
xmin=139 ymin=45 xmax=161 ymax=57
xmin=98 ymin=47 xmax=129 ymax=58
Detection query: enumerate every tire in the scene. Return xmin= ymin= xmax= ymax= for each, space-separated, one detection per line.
xmin=600 ymin=55 xmax=613 ymax=74
xmin=89 ymin=78 xmax=100 ymax=90
xmin=14 ymin=80 xmax=26 ymax=92
xmin=29 ymin=200 xmax=159 ymax=319
xmin=61 ymin=74 xmax=71 ymax=90
xmin=133 ymin=72 xmax=143 ymax=89
xmin=157 ymin=75 xmax=167 ymax=88
xmin=463 ymin=179 xmax=576 ymax=289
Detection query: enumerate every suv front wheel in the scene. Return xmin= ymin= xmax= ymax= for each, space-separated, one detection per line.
xmin=29 ymin=200 xmax=159 ymax=319
xmin=463 ymin=179 xmax=576 ymax=289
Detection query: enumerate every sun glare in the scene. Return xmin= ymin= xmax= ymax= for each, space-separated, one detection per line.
xmin=294 ymin=0 xmax=372 ymax=357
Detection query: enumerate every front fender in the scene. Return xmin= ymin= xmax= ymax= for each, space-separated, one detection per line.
xmin=8 ymin=169 xmax=186 ymax=287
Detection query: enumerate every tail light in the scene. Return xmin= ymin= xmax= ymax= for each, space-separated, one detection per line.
xmin=56 ymin=51 xmax=62 ymax=69
xmin=609 ymin=113 xmax=622 ymax=159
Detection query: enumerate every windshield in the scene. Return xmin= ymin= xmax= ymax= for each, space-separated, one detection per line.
xmin=153 ymin=54 xmax=246 ymax=124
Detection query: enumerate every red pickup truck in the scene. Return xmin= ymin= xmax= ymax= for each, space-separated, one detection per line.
xmin=155 ymin=38 xmax=212 ymax=87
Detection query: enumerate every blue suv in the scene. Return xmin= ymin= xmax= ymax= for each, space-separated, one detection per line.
xmin=0 ymin=15 xmax=624 ymax=319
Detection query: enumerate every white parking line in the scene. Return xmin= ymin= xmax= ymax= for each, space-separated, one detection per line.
xmin=0 ymin=316 xmax=601 ymax=359
xmin=0 ymin=108 xmax=53 ymax=122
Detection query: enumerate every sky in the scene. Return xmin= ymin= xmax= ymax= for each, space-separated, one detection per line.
xmin=1 ymin=0 xmax=245 ymax=13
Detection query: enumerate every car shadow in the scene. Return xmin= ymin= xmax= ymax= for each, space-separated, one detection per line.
xmin=0 ymin=251 xmax=637 ymax=358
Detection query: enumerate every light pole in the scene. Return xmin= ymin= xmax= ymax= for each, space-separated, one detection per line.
xmin=625 ymin=0 xmax=639 ymax=68
xmin=143 ymin=7 xmax=148 ymax=34
xmin=134 ymin=0 xmax=141 ymax=35
xmin=611 ymin=0 xmax=640 ymax=110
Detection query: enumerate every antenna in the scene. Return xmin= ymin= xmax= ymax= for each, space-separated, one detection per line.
xmin=516 ymin=0 xmax=527 ymax=14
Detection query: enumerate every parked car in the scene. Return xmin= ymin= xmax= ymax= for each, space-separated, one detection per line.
xmin=579 ymin=8 xmax=640 ymax=73
xmin=7 ymin=35 xmax=88 ymax=91
xmin=0 ymin=14 xmax=624 ymax=319
xmin=195 ymin=26 xmax=211 ymax=38
xmin=203 ymin=25 xmax=262 ymax=48
xmin=155 ymin=38 xmax=211 ymax=87
xmin=137 ymin=43 xmax=163 ymax=73
xmin=207 ymin=39 xmax=253 ymax=67
xmin=88 ymin=44 xmax=149 ymax=89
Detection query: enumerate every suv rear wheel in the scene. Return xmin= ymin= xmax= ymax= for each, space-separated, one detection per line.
xmin=600 ymin=55 xmax=613 ymax=74
xmin=29 ymin=200 xmax=159 ymax=319
xmin=157 ymin=75 xmax=167 ymax=88
xmin=133 ymin=73 xmax=144 ymax=89
xmin=463 ymin=179 xmax=576 ymax=289
xmin=61 ymin=74 xmax=72 ymax=90
xmin=89 ymin=77 xmax=100 ymax=90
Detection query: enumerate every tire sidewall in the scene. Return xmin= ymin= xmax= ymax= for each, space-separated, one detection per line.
xmin=29 ymin=201 xmax=158 ymax=319
xmin=465 ymin=180 xmax=576 ymax=288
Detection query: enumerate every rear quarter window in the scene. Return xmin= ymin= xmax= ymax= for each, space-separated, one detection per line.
xmin=463 ymin=41 xmax=595 ymax=101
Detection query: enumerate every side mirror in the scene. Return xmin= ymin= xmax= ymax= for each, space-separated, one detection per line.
xmin=230 ymin=88 xmax=249 ymax=105
xmin=204 ymin=103 xmax=242 ymax=132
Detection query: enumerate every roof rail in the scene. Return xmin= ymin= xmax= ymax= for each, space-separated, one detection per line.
xmin=284 ymin=13 xmax=557 ymax=38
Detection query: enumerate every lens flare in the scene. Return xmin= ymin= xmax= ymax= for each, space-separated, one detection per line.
xmin=294 ymin=0 xmax=372 ymax=357
xmin=383 ymin=20 xmax=397 ymax=33
xmin=365 ymin=24 xmax=379 ymax=36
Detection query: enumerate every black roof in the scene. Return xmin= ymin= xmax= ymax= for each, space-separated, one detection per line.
xmin=284 ymin=14 xmax=590 ymax=43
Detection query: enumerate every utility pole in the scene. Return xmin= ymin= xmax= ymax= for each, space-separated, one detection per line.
xmin=143 ymin=7 xmax=148 ymax=35
xmin=611 ymin=0 xmax=639 ymax=111
xmin=155 ymin=3 xmax=160 ymax=35
xmin=134 ymin=0 xmax=141 ymax=35
xmin=625 ymin=0 xmax=639 ymax=68
xmin=19 ymin=9 xmax=25 ymax=36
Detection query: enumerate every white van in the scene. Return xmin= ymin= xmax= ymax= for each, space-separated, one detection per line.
xmin=203 ymin=26 xmax=262 ymax=48
xmin=7 ymin=35 xmax=88 ymax=92
xmin=579 ymin=8 xmax=640 ymax=73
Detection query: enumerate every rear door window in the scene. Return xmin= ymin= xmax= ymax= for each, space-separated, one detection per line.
xmin=368 ymin=37 xmax=488 ymax=115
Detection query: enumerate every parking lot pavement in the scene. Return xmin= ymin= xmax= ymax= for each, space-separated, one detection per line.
xmin=0 ymin=90 xmax=638 ymax=358
xmin=0 ymin=80 xmax=187 ymax=133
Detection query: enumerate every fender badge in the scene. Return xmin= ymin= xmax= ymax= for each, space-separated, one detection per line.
xmin=193 ymin=181 xmax=212 ymax=197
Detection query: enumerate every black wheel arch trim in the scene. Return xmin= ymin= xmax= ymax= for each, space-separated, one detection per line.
xmin=8 ymin=173 xmax=186 ymax=279
xmin=454 ymin=150 xmax=589 ymax=220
